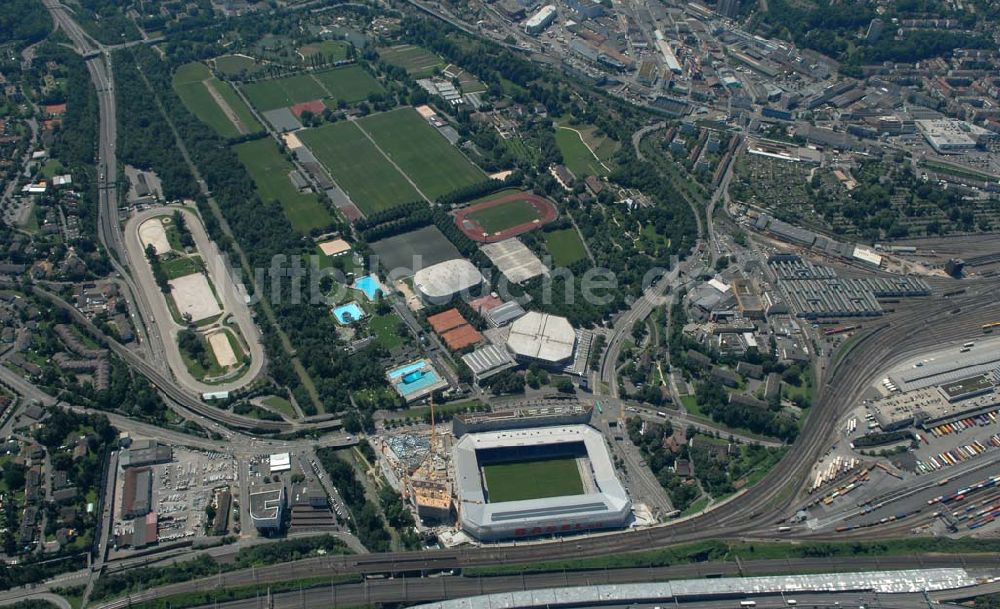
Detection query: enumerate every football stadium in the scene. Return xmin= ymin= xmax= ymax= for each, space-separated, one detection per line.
xmin=453 ymin=425 xmax=631 ymax=540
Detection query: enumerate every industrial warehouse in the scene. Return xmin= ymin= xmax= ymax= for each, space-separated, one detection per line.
xmin=869 ymin=339 xmax=1000 ymax=432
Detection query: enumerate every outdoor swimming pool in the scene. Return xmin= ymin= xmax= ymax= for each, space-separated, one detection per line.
xmin=387 ymin=359 xmax=446 ymax=398
xmin=387 ymin=359 xmax=428 ymax=380
xmin=354 ymin=275 xmax=383 ymax=301
xmin=395 ymin=369 xmax=442 ymax=397
xmin=332 ymin=302 xmax=365 ymax=325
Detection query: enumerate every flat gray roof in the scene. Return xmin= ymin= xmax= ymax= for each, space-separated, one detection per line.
xmin=410 ymin=568 xmax=975 ymax=609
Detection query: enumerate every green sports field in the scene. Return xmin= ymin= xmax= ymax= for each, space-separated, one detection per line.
xmin=214 ymin=54 xmax=261 ymax=78
xmin=298 ymin=121 xmax=421 ymax=215
xmin=467 ymin=198 xmax=541 ymax=233
xmin=482 ymin=457 xmax=584 ymax=503
xmin=298 ymin=40 xmax=350 ymax=63
xmin=232 ymin=138 xmax=333 ymax=233
xmin=242 ymin=73 xmax=327 ymax=111
xmin=544 ymin=228 xmax=588 ymax=267
xmin=358 ymin=108 xmax=484 ymax=201
xmin=377 ymin=44 xmax=444 ymax=77
xmin=241 ymin=66 xmax=383 ymax=112
xmin=312 ymin=66 xmax=384 ymax=103
xmin=173 ymin=62 xmax=262 ymax=138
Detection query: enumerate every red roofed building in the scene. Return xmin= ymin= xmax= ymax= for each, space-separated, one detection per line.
xmin=43 ymin=104 xmax=66 ymax=117
xmin=427 ymin=309 xmax=482 ymax=350
xmin=441 ymin=325 xmax=483 ymax=350
xmin=427 ymin=309 xmax=466 ymax=334
xmin=468 ymin=294 xmax=503 ymax=314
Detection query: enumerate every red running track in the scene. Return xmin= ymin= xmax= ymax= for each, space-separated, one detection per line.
xmin=453 ymin=192 xmax=558 ymax=243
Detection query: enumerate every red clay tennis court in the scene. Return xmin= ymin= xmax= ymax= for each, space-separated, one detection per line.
xmin=454 ymin=191 xmax=557 ymax=243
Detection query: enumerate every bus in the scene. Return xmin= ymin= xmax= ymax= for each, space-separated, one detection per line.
xmin=741 ymin=601 xmax=757 ymax=608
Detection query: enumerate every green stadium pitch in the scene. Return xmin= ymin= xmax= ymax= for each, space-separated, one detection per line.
xmin=482 ymin=456 xmax=584 ymax=503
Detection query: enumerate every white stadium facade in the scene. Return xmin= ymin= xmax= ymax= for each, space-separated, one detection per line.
xmin=453 ymin=425 xmax=631 ymax=540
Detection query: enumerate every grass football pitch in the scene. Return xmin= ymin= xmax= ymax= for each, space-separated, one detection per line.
xmin=232 ymin=138 xmax=333 ymax=233
xmin=467 ymin=198 xmax=541 ymax=233
xmin=483 ymin=457 xmax=584 ymax=503
xmin=312 ymin=66 xmax=384 ymax=103
xmin=298 ymin=121 xmax=421 ymax=215
xmin=544 ymin=228 xmax=588 ymax=267
xmin=358 ymin=107 xmax=484 ymax=201
xmin=242 ymin=66 xmax=382 ymax=112
xmin=243 ymin=73 xmax=327 ymax=112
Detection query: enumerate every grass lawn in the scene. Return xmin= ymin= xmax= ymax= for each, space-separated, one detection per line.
xmin=392 ymin=399 xmax=485 ymax=421
xmin=173 ymin=63 xmax=242 ymax=138
xmin=261 ymin=395 xmax=296 ymax=418
xmin=233 ymin=138 xmax=333 ymax=233
xmin=680 ymin=394 xmax=704 ymax=417
xmin=680 ymin=494 xmax=710 ymax=517
xmin=369 ymin=314 xmax=403 ymax=351
xmin=298 ymin=121 xmax=420 ymax=215
xmin=483 ymin=457 xmax=584 ymax=503
xmin=298 ymin=40 xmax=350 ymax=63
xmin=544 ymin=228 xmax=587 ymax=267
xmin=214 ymin=54 xmax=261 ymax=78
xmin=358 ymin=107 xmax=484 ymax=201
xmin=242 ymin=73 xmax=328 ymax=112
xmin=377 ymin=44 xmax=444 ymax=77
xmin=555 ymin=126 xmax=614 ymax=178
xmin=179 ymin=333 xmax=224 ymax=380
xmin=312 ymin=66 xmax=384 ymax=103
xmin=40 ymin=159 xmax=64 ymax=179
xmin=467 ymin=197 xmax=540 ymax=233
xmin=160 ymin=255 xmax=202 ymax=280
xmin=212 ymin=80 xmax=263 ymax=133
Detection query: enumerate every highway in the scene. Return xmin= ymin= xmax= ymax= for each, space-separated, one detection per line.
xmin=41 ymin=0 xmax=171 ymax=366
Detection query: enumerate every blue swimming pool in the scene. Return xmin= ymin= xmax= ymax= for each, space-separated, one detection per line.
xmin=388 ymin=360 xmax=428 ymax=380
xmin=395 ymin=369 xmax=442 ymax=397
xmin=332 ymin=302 xmax=365 ymax=325
xmin=354 ymin=275 xmax=383 ymax=301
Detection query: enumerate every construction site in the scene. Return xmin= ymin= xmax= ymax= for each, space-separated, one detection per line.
xmin=371 ymin=402 xmax=619 ymax=544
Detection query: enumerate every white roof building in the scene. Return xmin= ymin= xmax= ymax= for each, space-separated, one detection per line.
xmin=506 ymin=311 xmax=576 ymax=364
xmin=269 ymin=453 xmax=291 ymax=473
xmin=413 ymin=259 xmax=484 ymax=303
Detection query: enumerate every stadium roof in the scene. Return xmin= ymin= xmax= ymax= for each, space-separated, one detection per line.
xmin=413 ymin=259 xmax=484 ymax=301
xmin=481 ymin=238 xmax=549 ymax=284
xmin=453 ymin=425 xmax=629 ymax=540
xmin=507 ymin=311 xmax=576 ymax=363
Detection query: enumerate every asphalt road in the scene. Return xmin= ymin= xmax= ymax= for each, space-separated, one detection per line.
xmin=123 ymin=205 xmax=265 ymax=394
